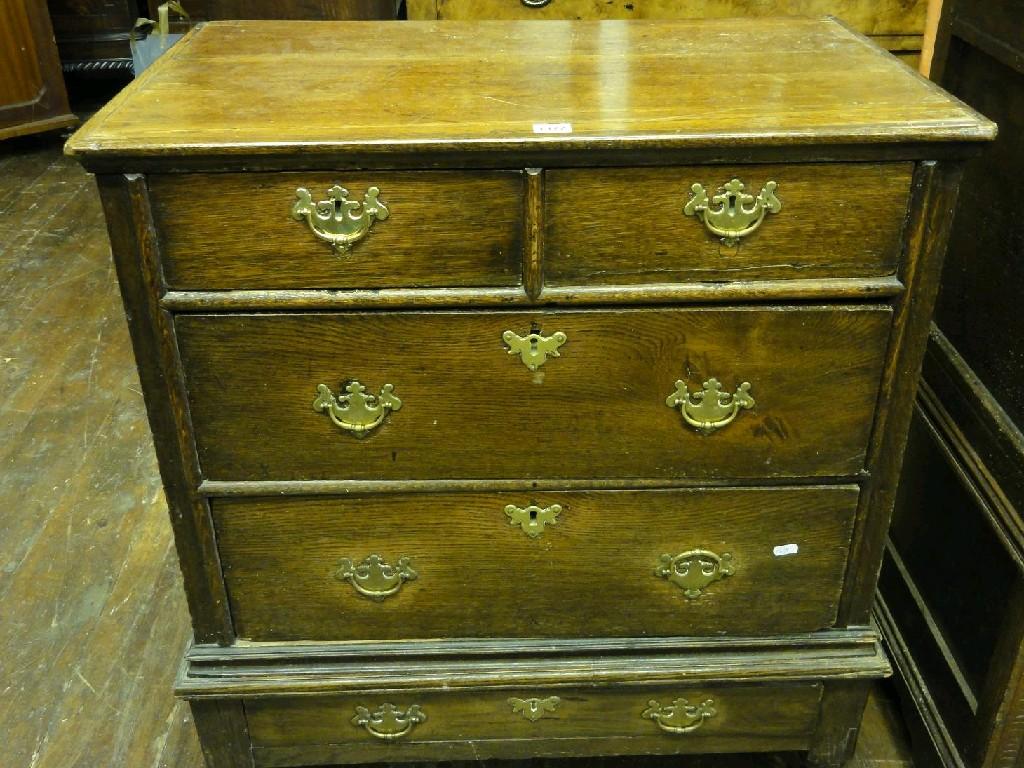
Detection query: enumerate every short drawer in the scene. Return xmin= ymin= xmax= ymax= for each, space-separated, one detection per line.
xmin=148 ymin=171 xmax=524 ymax=290
xmin=214 ymin=487 xmax=857 ymax=641
xmin=545 ymin=163 xmax=913 ymax=285
xmin=246 ymin=683 xmax=822 ymax=766
xmin=175 ymin=306 xmax=891 ymax=482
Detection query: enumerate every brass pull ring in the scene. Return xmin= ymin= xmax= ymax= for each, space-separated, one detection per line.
xmin=336 ymin=554 xmax=416 ymax=600
xmin=521 ymin=0 xmax=552 ymax=6
xmin=642 ymin=698 xmax=717 ymax=734
xmin=352 ymin=703 xmax=426 ymax=740
xmin=665 ymin=378 xmax=754 ymax=435
xmin=314 ymin=380 xmax=401 ymax=436
xmin=684 ymin=178 xmax=781 ymax=246
xmin=292 ymin=185 xmax=389 ymax=254
xmin=656 ymin=549 xmax=734 ymax=599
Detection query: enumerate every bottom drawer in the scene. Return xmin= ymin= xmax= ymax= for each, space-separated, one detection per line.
xmin=246 ymin=682 xmax=822 ymax=766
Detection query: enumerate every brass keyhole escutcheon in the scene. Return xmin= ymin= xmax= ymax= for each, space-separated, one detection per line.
xmin=503 ymin=330 xmax=567 ymax=371
xmin=505 ymin=504 xmax=562 ymax=538
xmin=509 ymin=696 xmax=561 ymax=721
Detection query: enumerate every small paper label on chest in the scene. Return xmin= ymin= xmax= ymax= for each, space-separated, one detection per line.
xmin=532 ymin=122 xmax=573 ymax=134
xmin=773 ymin=544 xmax=800 ymax=557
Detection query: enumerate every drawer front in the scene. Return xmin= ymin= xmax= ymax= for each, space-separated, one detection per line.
xmin=545 ymin=163 xmax=912 ymax=286
xmin=148 ymin=171 xmax=524 ymax=290
xmin=246 ymin=683 xmax=822 ymax=765
xmin=214 ymin=487 xmax=858 ymax=641
xmin=176 ymin=307 xmax=891 ymax=482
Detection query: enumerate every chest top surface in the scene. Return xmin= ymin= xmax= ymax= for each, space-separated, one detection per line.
xmin=65 ymin=17 xmax=993 ymax=168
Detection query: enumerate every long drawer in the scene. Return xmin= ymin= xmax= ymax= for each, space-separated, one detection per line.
xmin=175 ymin=306 xmax=891 ymax=482
xmin=213 ymin=487 xmax=858 ymax=641
xmin=246 ymin=682 xmax=822 ymax=766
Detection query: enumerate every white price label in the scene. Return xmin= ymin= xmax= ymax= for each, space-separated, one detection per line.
xmin=532 ymin=122 xmax=573 ymax=134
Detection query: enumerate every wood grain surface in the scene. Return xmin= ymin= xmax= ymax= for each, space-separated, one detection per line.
xmin=546 ymin=164 xmax=912 ymax=285
xmin=0 ymin=135 xmax=915 ymax=768
xmin=175 ymin=307 xmax=891 ymax=482
xmin=63 ymin=17 xmax=994 ymax=167
xmin=149 ymin=171 xmax=524 ymax=291
xmin=245 ymin=683 xmax=822 ymax=763
xmin=214 ymin=486 xmax=858 ymax=641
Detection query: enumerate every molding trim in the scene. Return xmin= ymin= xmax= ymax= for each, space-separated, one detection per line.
xmin=177 ymin=630 xmax=891 ymax=699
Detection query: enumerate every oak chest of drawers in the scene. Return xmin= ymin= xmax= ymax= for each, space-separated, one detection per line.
xmin=65 ymin=17 xmax=995 ymax=768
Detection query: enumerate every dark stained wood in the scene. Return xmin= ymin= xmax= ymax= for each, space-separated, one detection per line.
xmin=191 ymin=699 xmax=255 ymax=768
xmin=2 ymin=138 xmax=916 ymax=768
xmin=0 ymin=0 xmax=76 ymax=139
xmin=545 ymin=164 xmax=913 ymax=285
xmin=46 ymin=0 xmax=141 ymax=75
xmin=63 ymin=17 xmax=994 ymax=170
xmin=95 ymin=172 xmax=235 ymax=644
xmin=837 ymin=160 xmax=963 ymax=624
xmin=245 ymin=683 xmax=822 ymax=764
xmin=174 ymin=307 xmax=891 ymax=482
xmin=933 ymin=43 xmax=1024 ymax=428
xmin=214 ymin=487 xmax=858 ymax=641
xmin=807 ymin=682 xmax=872 ymax=768
xmin=59 ymin=16 xmax=992 ymax=768
xmin=878 ymin=1 xmax=1024 ymax=766
xmin=148 ymin=171 xmax=524 ymax=291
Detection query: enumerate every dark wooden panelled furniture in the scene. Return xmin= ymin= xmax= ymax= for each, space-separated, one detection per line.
xmin=875 ymin=0 xmax=1024 ymax=766
xmin=406 ymin=0 xmax=930 ymax=67
xmin=0 ymin=0 xmax=76 ymax=139
xmin=65 ymin=18 xmax=993 ymax=768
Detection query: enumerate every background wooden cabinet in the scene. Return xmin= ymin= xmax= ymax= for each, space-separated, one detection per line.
xmin=406 ymin=0 xmax=929 ymax=66
xmin=0 ymin=0 xmax=76 ymax=139
xmin=877 ymin=0 xmax=1024 ymax=766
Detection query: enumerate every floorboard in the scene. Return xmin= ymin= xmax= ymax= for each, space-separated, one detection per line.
xmin=0 ymin=134 xmax=915 ymax=768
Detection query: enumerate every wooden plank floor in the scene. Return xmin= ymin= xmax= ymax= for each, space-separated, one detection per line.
xmin=0 ymin=134 xmax=915 ymax=768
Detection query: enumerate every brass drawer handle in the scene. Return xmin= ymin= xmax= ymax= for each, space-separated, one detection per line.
xmin=665 ymin=378 xmax=754 ymax=435
xmin=683 ymin=178 xmax=781 ymax=246
xmin=642 ymin=698 xmax=717 ymax=734
xmin=505 ymin=504 xmax=562 ymax=538
xmin=521 ymin=0 xmax=552 ymax=7
xmin=291 ymin=185 xmax=389 ymax=254
xmin=314 ymin=380 xmax=401 ymax=436
xmin=509 ymin=696 xmax=561 ymax=721
xmin=503 ymin=330 xmax=567 ymax=371
xmin=336 ymin=554 xmax=416 ymax=600
xmin=656 ymin=549 xmax=734 ymax=599
xmin=352 ymin=703 xmax=426 ymax=740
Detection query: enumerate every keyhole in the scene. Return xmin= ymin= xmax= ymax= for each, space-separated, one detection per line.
xmin=530 ymin=508 xmax=538 ymax=521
